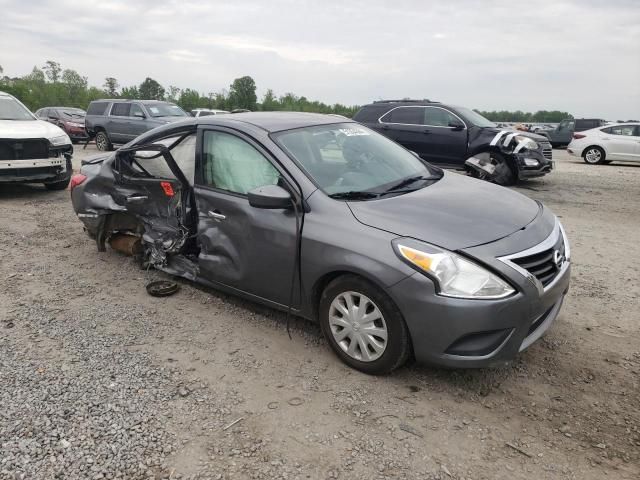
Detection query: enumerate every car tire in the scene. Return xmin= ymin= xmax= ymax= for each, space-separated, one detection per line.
xmin=95 ymin=130 xmax=113 ymax=151
xmin=583 ymin=146 xmax=605 ymax=165
xmin=319 ymin=274 xmax=411 ymax=374
xmin=44 ymin=178 xmax=70 ymax=190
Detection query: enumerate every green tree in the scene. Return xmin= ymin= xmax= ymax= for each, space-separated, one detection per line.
xmin=166 ymin=85 xmax=181 ymax=103
xmin=120 ymin=86 xmax=140 ymax=99
xmin=103 ymin=77 xmax=119 ymax=97
xmin=138 ymin=77 xmax=165 ymax=100
xmin=177 ymin=88 xmax=203 ymax=111
xmin=228 ymin=76 xmax=257 ymax=110
xmin=261 ymin=89 xmax=278 ymax=111
xmin=43 ymin=60 xmax=62 ymax=83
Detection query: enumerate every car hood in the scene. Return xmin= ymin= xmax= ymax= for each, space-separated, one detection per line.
xmin=0 ymin=119 xmax=67 ymax=139
xmin=348 ymin=172 xmax=540 ymax=250
xmin=482 ymin=127 xmax=549 ymax=142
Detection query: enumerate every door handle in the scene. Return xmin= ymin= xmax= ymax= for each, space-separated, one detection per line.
xmin=423 ymin=129 xmax=432 ymax=134
xmin=126 ymin=195 xmax=148 ymax=203
xmin=208 ymin=210 xmax=226 ymax=220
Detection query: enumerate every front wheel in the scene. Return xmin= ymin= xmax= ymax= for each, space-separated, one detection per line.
xmin=319 ymin=275 xmax=411 ymax=374
xmin=468 ymin=152 xmax=516 ymax=186
xmin=583 ymin=146 xmax=606 ymax=165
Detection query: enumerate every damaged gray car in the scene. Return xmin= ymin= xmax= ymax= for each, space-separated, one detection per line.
xmin=71 ymin=112 xmax=570 ymax=374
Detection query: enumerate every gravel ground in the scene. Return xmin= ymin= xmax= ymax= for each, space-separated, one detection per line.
xmin=1 ymin=147 xmax=639 ymax=479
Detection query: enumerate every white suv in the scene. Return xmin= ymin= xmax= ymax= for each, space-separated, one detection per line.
xmin=0 ymin=91 xmax=73 ymax=190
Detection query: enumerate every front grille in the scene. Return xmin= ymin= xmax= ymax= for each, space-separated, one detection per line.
xmin=0 ymin=139 xmax=49 ymax=160
xmin=510 ymin=234 xmax=565 ymax=287
xmin=542 ymin=148 xmax=552 ymax=160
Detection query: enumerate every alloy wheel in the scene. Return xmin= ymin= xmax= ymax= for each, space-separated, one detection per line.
xmin=328 ymin=291 xmax=388 ymax=362
xmin=96 ymin=133 xmax=107 ymax=151
xmin=584 ymin=148 xmax=602 ymax=163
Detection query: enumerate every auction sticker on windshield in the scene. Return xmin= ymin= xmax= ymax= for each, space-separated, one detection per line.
xmin=338 ymin=127 xmax=370 ymax=136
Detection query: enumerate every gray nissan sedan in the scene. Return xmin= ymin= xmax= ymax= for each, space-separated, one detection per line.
xmin=71 ymin=112 xmax=571 ymax=374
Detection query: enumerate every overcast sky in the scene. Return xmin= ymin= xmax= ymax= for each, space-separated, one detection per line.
xmin=1 ymin=0 xmax=638 ymax=119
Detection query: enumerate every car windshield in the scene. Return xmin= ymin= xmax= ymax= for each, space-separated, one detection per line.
xmin=0 ymin=96 xmax=35 ymax=121
xmin=145 ymin=103 xmax=188 ymax=117
xmin=60 ymin=108 xmax=85 ymax=118
xmin=455 ymin=107 xmax=496 ymax=128
xmin=274 ymin=123 xmax=443 ymax=199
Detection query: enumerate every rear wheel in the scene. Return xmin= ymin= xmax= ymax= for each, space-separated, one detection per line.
xmin=95 ymin=130 xmax=113 ymax=151
xmin=583 ymin=146 xmax=605 ymax=165
xmin=319 ymin=275 xmax=411 ymax=374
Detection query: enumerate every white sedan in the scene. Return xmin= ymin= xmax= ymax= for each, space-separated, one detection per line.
xmin=567 ymin=123 xmax=640 ymax=165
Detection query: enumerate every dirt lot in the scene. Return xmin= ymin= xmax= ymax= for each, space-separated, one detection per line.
xmin=1 ymin=147 xmax=639 ymax=480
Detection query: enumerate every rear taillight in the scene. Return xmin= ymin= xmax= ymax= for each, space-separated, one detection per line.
xmin=573 ymin=133 xmax=586 ymax=139
xmin=69 ymin=174 xmax=87 ymax=191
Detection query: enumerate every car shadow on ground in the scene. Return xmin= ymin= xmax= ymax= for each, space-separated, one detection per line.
xmin=165 ymin=269 xmax=524 ymax=393
xmin=0 ymin=183 xmax=66 ymax=199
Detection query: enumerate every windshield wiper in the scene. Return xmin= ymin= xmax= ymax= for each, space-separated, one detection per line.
xmin=382 ymin=175 xmax=429 ymax=192
xmin=328 ymin=191 xmax=381 ymax=200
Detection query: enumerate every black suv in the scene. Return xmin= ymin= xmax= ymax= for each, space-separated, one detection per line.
xmin=85 ymin=99 xmax=189 ymax=151
xmin=354 ymin=100 xmax=553 ymax=185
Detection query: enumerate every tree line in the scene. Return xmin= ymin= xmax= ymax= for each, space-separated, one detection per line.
xmin=1 ymin=61 xmax=575 ymax=122
xmin=0 ymin=61 xmax=359 ymax=117
xmin=474 ymin=109 xmax=573 ymax=123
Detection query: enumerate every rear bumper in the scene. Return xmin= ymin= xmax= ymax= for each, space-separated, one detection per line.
xmin=389 ymin=259 xmax=570 ymax=368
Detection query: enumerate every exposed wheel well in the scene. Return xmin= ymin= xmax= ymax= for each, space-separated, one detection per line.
xmin=468 ymin=147 xmax=518 ymax=175
xmin=310 ymin=270 xmax=390 ymax=321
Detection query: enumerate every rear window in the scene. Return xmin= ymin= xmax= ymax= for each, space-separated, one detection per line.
xmin=353 ymin=105 xmax=394 ymax=123
xmin=603 ymin=125 xmax=636 ymax=136
xmin=380 ymin=106 xmax=424 ymax=125
xmin=111 ymin=103 xmax=131 ymax=117
xmin=87 ymin=102 xmax=109 ymax=116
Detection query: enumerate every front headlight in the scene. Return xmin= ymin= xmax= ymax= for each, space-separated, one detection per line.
xmin=394 ymin=241 xmax=515 ymax=299
xmin=515 ymin=136 xmax=539 ymax=151
xmin=50 ymin=134 xmax=71 ymax=146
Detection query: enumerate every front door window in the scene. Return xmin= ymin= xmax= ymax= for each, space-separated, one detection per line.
xmin=202 ymin=131 xmax=280 ymax=194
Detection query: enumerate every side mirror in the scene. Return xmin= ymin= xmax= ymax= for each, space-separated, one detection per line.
xmin=449 ymin=121 xmax=465 ymax=131
xmin=133 ymin=112 xmax=146 ymax=119
xmin=248 ymin=184 xmax=292 ymax=209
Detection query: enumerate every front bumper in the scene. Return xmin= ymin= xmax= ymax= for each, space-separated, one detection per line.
xmin=0 ymin=156 xmax=72 ymax=183
xmin=389 ymin=215 xmax=571 ymax=368
xmin=515 ymin=147 xmax=554 ymax=180
xmin=390 ymin=263 xmax=569 ymax=368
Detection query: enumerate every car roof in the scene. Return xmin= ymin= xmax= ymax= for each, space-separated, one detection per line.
xmin=89 ymin=99 xmax=174 ymax=104
xmin=195 ymin=111 xmax=354 ymax=133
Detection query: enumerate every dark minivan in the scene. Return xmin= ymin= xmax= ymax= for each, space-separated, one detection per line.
xmin=354 ymin=100 xmax=554 ymax=185
xmin=85 ymin=99 xmax=189 ymax=151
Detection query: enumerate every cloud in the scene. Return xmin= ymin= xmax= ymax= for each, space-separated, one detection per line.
xmin=0 ymin=0 xmax=638 ymax=119
xmin=167 ymin=50 xmax=207 ymax=64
